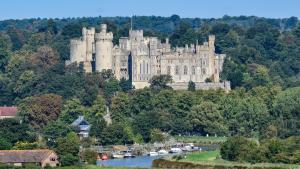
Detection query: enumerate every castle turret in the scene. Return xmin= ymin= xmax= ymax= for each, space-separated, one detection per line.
xmin=95 ymin=24 xmax=114 ymax=72
xmin=208 ymin=35 xmax=215 ymax=50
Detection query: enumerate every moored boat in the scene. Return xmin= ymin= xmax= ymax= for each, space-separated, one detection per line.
xmin=158 ymin=149 xmax=168 ymax=155
xmin=149 ymin=151 xmax=159 ymax=156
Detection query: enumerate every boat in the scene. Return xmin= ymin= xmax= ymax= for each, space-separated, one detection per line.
xmin=170 ymin=147 xmax=182 ymax=153
xmin=149 ymin=151 xmax=159 ymax=156
xmin=112 ymin=151 xmax=125 ymax=159
xmin=124 ymin=150 xmax=135 ymax=158
xmin=101 ymin=154 xmax=109 ymax=160
xmin=158 ymin=149 xmax=168 ymax=155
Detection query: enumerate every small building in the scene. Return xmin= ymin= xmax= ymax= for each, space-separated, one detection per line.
xmin=0 ymin=149 xmax=59 ymax=168
xmin=71 ymin=116 xmax=90 ymax=138
xmin=0 ymin=106 xmax=17 ymax=119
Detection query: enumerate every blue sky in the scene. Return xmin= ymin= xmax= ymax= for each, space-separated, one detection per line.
xmin=0 ymin=0 xmax=299 ymax=20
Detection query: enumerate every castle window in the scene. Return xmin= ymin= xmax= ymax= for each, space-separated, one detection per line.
xmin=184 ymin=66 xmax=188 ymax=75
xmin=147 ymin=63 xmax=149 ymax=74
xmin=202 ymin=68 xmax=206 ymax=75
xmin=140 ymin=63 xmax=142 ymax=74
xmin=192 ymin=66 xmax=196 ymax=75
xmin=167 ymin=66 xmax=171 ymax=75
xmin=175 ymin=66 xmax=179 ymax=75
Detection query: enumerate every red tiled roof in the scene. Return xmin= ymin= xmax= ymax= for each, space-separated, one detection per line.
xmin=0 ymin=106 xmax=17 ymax=116
xmin=0 ymin=149 xmax=55 ymax=163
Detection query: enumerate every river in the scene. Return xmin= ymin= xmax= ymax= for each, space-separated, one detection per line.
xmin=97 ymin=155 xmax=163 ymax=168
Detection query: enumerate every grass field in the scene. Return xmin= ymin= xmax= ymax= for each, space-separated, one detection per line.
xmin=174 ymin=135 xmax=227 ymax=144
xmin=184 ymin=150 xmax=220 ymax=161
xmin=180 ymin=151 xmax=300 ymax=169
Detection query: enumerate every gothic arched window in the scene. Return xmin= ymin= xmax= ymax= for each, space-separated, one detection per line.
xmin=192 ymin=66 xmax=196 ymax=75
xmin=175 ymin=66 xmax=179 ymax=75
xmin=184 ymin=65 xmax=188 ymax=75
xmin=167 ymin=66 xmax=171 ymax=75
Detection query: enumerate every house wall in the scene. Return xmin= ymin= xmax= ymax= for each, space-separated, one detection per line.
xmin=41 ymin=152 xmax=59 ymax=168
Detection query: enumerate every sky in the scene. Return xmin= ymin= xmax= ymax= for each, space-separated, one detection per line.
xmin=0 ymin=0 xmax=299 ymax=20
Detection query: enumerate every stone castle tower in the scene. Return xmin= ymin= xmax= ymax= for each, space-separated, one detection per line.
xmin=95 ymin=24 xmax=114 ymax=72
xmin=66 ymin=24 xmax=230 ymax=91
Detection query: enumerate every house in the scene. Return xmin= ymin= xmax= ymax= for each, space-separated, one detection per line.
xmin=71 ymin=116 xmax=90 ymax=138
xmin=0 ymin=106 xmax=17 ymax=119
xmin=0 ymin=149 xmax=59 ymax=168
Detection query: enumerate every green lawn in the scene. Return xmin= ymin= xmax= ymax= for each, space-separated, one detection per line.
xmin=184 ymin=150 xmax=220 ymax=161
xmin=174 ymin=135 xmax=227 ymax=144
xmin=180 ymin=151 xmax=300 ymax=169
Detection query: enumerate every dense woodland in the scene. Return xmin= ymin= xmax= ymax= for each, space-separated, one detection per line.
xmin=0 ymin=15 xmax=300 ymax=165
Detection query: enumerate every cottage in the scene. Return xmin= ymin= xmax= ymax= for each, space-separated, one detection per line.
xmin=0 ymin=106 xmax=17 ymax=119
xmin=71 ymin=116 xmax=90 ymax=138
xmin=0 ymin=149 xmax=59 ymax=168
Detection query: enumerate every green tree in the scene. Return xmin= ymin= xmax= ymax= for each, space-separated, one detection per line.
xmin=188 ymin=101 xmax=228 ymax=135
xmin=43 ymin=121 xmax=73 ymax=146
xmin=12 ymin=141 xmax=39 ymax=150
xmin=0 ymin=118 xmax=37 ymax=146
xmin=56 ymin=132 xmax=80 ymax=166
xmin=119 ymin=77 xmax=133 ymax=92
xmin=60 ymin=98 xmax=85 ymax=124
xmin=149 ymin=75 xmax=172 ymax=90
xmin=111 ymin=92 xmax=131 ymax=122
xmin=82 ymin=149 xmax=97 ymax=164
xmin=188 ymin=80 xmax=196 ymax=91
xmin=0 ymin=138 xmax=12 ymax=150
xmin=103 ymin=77 xmax=120 ymax=101
xmin=272 ymin=87 xmax=300 ymax=137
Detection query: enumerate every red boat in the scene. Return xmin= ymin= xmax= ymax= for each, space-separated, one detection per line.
xmin=101 ymin=154 xmax=109 ymax=160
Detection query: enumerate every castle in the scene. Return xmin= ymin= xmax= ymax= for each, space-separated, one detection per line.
xmin=66 ymin=24 xmax=230 ymax=90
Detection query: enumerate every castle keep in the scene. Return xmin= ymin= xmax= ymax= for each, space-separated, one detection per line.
xmin=66 ymin=24 xmax=230 ymax=90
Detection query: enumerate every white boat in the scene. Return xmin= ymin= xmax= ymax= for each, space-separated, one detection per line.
xmin=158 ymin=149 xmax=168 ymax=155
xmin=149 ymin=151 xmax=159 ymax=156
xmin=124 ymin=151 xmax=135 ymax=158
xmin=112 ymin=151 xmax=125 ymax=159
xmin=170 ymin=147 xmax=182 ymax=153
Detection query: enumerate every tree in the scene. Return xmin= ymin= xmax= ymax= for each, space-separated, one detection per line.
xmin=111 ymin=92 xmax=131 ymax=122
xmin=56 ymin=132 xmax=80 ymax=166
xmin=119 ymin=77 xmax=132 ymax=92
xmin=103 ymin=77 xmax=120 ymax=101
xmin=99 ymin=123 xmax=130 ymax=145
xmin=188 ymin=101 xmax=228 ymax=135
xmin=221 ymin=96 xmax=269 ymax=137
xmin=88 ymin=95 xmax=106 ymax=120
xmin=149 ymin=75 xmax=172 ymax=90
xmin=0 ymin=138 xmax=12 ymax=150
xmin=43 ymin=121 xmax=73 ymax=146
xmin=188 ymin=81 xmax=195 ymax=91
xmin=60 ymin=98 xmax=85 ymax=124
xmin=150 ymin=128 xmax=168 ymax=143
xmin=18 ymin=93 xmax=62 ymax=130
xmin=0 ymin=118 xmax=36 ymax=146
xmin=220 ymin=136 xmax=259 ymax=162
xmin=81 ymin=149 xmax=97 ymax=164
xmin=12 ymin=141 xmax=39 ymax=150
xmin=31 ymin=46 xmax=59 ymax=71
xmin=272 ymin=87 xmax=300 ymax=137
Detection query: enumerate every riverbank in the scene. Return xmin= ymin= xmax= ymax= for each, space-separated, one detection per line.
xmin=152 ymin=151 xmax=300 ymax=169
